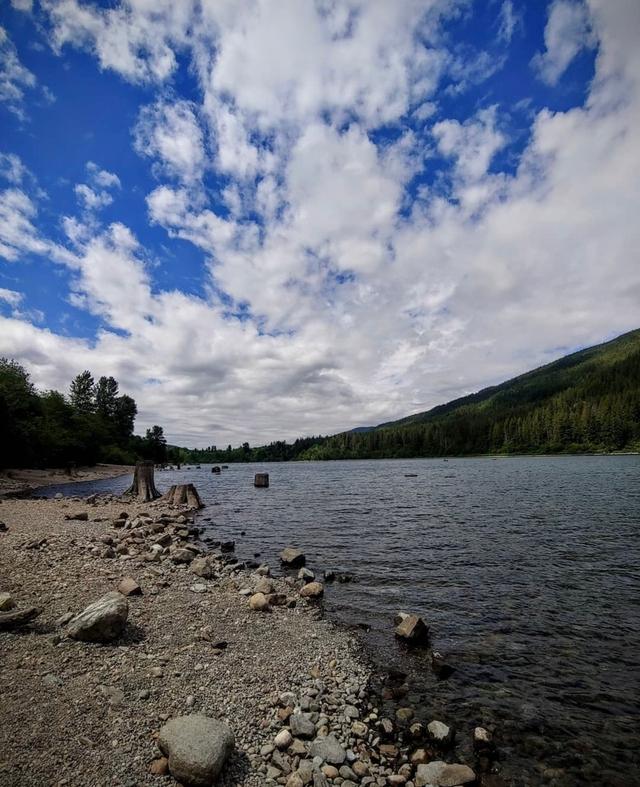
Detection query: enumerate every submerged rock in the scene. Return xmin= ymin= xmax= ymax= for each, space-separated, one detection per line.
xmin=280 ymin=547 xmax=306 ymax=568
xmin=67 ymin=591 xmax=128 ymax=642
xmin=394 ymin=613 xmax=429 ymax=645
xmin=158 ymin=714 xmax=234 ymax=787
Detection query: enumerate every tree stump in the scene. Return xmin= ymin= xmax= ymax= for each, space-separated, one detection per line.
xmin=123 ymin=461 xmax=161 ymax=502
xmin=254 ymin=473 xmax=269 ymax=487
xmin=161 ymin=484 xmax=203 ymax=509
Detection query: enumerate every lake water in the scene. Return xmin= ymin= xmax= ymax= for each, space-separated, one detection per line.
xmin=42 ymin=456 xmax=640 ymax=785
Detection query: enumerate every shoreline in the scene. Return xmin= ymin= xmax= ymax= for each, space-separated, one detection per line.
xmin=0 ymin=492 xmax=486 ymax=786
xmin=0 ymin=464 xmax=133 ymax=499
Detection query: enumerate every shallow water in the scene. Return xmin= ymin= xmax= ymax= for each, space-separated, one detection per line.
xmin=43 ymin=456 xmax=640 ymax=785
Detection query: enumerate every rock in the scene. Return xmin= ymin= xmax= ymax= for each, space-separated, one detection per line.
xmin=289 ymin=713 xmax=315 ymax=739
xmin=280 ymin=547 xmax=306 ymax=568
xmin=67 ymin=591 xmax=128 ymax=642
xmin=54 ymin=493 xmax=63 ymax=500
xmin=0 ymin=606 xmax=41 ymax=629
xmin=43 ymin=673 xmax=63 ymax=688
xmin=431 ymin=650 xmax=455 ymax=679
xmin=350 ymin=721 xmax=367 ymax=738
xmin=149 ymin=757 xmax=169 ymax=775
xmin=0 ymin=592 xmax=15 ymax=611
xmin=300 ymin=582 xmax=324 ymax=598
xmin=309 ymin=734 xmax=346 ymax=765
xmin=275 ymin=729 xmax=293 ymax=749
xmin=321 ymin=765 xmax=339 ymax=778
xmin=298 ymin=567 xmax=315 ymax=582
xmin=56 ymin=611 xmax=74 ymax=626
xmin=158 ymin=715 xmax=234 ymax=787
xmin=248 ymin=592 xmax=270 ymax=612
xmin=396 ymin=707 xmax=414 ymax=723
xmin=220 ymin=540 xmax=235 ymax=553
xmin=190 ymin=557 xmax=216 ymax=579
xmin=415 ymin=761 xmax=475 ymax=787
xmin=427 ymin=720 xmax=454 ymax=746
xmin=474 ymin=726 xmax=492 ymax=746
xmin=64 ymin=512 xmax=88 ymax=521
xmin=286 ymin=774 xmax=304 ymax=787
xmin=254 ymin=576 xmax=274 ymax=595
xmin=394 ymin=613 xmax=429 ymax=645
xmin=100 ymin=685 xmax=125 ymax=706
xmin=117 ymin=577 xmax=142 ymax=596
xmin=172 ymin=548 xmax=195 ymax=564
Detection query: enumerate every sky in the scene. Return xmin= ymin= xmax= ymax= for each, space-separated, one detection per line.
xmin=0 ymin=0 xmax=639 ymax=448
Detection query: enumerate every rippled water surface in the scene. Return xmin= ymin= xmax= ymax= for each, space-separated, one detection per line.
xmin=45 ymin=456 xmax=640 ymax=785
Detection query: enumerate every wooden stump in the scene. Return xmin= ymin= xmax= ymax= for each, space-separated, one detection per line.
xmin=123 ymin=461 xmax=161 ymax=502
xmin=211 ymin=466 xmax=221 ymax=474
xmin=161 ymin=484 xmax=203 ymax=509
xmin=254 ymin=473 xmax=269 ymax=488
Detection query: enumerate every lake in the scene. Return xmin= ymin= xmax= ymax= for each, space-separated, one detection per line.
xmin=42 ymin=456 xmax=640 ymax=785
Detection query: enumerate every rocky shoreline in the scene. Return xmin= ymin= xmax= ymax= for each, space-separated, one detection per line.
xmin=0 ymin=492 xmax=490 ymax=787
xmin=0 ymin=465 xmax=133 ymax=498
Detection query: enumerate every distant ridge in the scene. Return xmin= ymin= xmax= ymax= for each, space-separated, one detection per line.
xmin=297 ymin=328 xmax=640 ymax=459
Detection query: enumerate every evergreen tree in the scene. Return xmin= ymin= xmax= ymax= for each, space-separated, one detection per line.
xmin=95 ymin=376 xmax=119 ymax=419
xmin=69 ymin=371 xmax=95 ymax=414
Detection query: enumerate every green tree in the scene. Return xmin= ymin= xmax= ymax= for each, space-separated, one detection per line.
xmin=144 ymin=425 xmax=167 ymax=463
xmin=95 ymin=376 xmax=119 ymax=420
xmin=69 ymin=371 xmax=95 ymax=414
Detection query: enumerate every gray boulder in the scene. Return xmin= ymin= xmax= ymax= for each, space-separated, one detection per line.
xmin=309 ymin=734 xmax=346 ymax=765
xmin=280 ymin=547 xmax=305 ymax=567
xmin=415 ymin=760 xmax=475 ymax=787
xmin=67 ymin=591 xmax=128 ymax=642
xmin=289 ymin=713 xmax=315 ymax=739
xmin=158 ymin=715 xmax=234 ymax=786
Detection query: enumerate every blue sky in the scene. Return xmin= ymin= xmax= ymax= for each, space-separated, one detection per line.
xmin=1 ymin=1 xmax=639 ymax=446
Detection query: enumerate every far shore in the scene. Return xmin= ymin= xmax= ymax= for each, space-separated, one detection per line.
xmin=0 ymin=463 xmax=133 ymax=498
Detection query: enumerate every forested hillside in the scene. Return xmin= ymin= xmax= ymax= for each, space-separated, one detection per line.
xmin=297 ymin=329 xmax=640 ymax=459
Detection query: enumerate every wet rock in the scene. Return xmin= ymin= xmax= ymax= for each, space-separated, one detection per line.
xmin=394 ymin=613 xmax=429 ymax=645
xmin=415 ymin=761 xmax=475 ymax=787
xmin=298 ymin=567 xmax=315 ymax=582
xmin=427 ymin=720 xmax=454 ymax=746
xmin=309 ymin=734 xmax=346 ymax=765
xmin=220 ymin=541 xmax=235 ymax=553
xmin=117 ymin=577 xmax=142 ymax=596
xmin=67 ymin=591 xmax=128 ymax=642
xmin=431 ymin=650 xmax=455 ymax=679
xmin=300 ymin=582 xmax=324 ymax=598
xmin=172 ymin=548 xmax=195 ymax=564
xmin=280 ymin=547 xmax=306 ymax=568
xmin=158 ymin=714 xmax=234 ymax=787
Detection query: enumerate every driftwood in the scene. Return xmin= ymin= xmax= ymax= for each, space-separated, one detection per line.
xmin=161 ymin=484 xmax=203 ymax=509
xmin=123 ymin=461 xmax=161 ymax=502
xmin=0 ymin=607 xmax=41 ymax=629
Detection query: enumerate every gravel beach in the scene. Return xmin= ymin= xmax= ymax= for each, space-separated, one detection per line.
xmin=0 ymin=491 xmax=484 ymax=787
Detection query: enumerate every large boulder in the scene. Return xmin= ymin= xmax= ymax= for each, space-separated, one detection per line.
xmin=67 ymin=591 xmax=128 ymax=642
xmin=309 ymin=734 xmax=346 ymax=765
xmin=158 ymin=715 xmax=234 ymax=787
xmin=394 ymin=613 xmax=429 ymax=645
xmin=280 ymin=547 xmax=305 ymax=568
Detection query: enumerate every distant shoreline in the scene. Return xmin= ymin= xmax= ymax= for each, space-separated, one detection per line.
xmin=0 ymin=464 xmax=133 ymax=498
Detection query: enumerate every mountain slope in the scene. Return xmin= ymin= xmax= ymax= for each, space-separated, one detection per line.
xmin=299 ymin=328 xmax=640 ymax=459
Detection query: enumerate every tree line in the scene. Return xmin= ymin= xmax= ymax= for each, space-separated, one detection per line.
xmin=0 ymin=359 xmax=173 ymax=469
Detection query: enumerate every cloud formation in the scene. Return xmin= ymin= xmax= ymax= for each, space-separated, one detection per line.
xmin=1 ymin=0 xmax=639 ymax=447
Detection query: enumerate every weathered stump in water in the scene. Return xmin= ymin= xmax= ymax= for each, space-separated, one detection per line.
xmin=212 ymin=466 xmax=221 ymax=474
xmin=254 ymin=473 xmax=269 ymax=488
xmin=123 ymin=461 xmax=161 ymax=502
xmin=161 ymin=483 xmax=203 ymax=509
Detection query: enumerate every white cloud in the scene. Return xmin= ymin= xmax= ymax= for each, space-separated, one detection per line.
xmin=74 ymin=183 xmax=113 ymax=210
xmin=497 ymin=1 xmax=522 ymax=43
xmin=532 ymin=0 xmax=597 ymax=85
xmin=2 ymin=0 xmax=639 ymax=447
xmin=134 ymin=99 xmax=205 ymax=185
xmin=0 ymin=287 xmax=23 ymax=306
xmin=10 ymin=0 xmax=33 ymax=12
xmin=73 ymin=161 xmax=121 ymax=212
xmin=0 ymin=152 xmax=29 ymax=184
xmin=0 ymin=26 xmax=36 ymax=116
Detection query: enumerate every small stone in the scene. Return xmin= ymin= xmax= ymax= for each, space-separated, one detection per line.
xmin=321 ymin=765 xmax=339 ymax=779
xmin=254 ymin=576 xmax=274 ymax=595
xmin=275 ymin=729 xmax=293 ymax=750
xmin=280 ymin=547 xmax=305 ymax=568
xmin=117 ymin=577 xmax=142 ymax=596
xmin=149 ymin=757 xmax=169 ymax=776
xmin=427 ymin=720 xmax=454 ymax=746
xmin=309 ymin=734 xmax=346 ymax=765
xmin=290 ymin=713 xmax=316 ymax=739
xmin=396 ymin=707 xmax=414 ymax=723
xmin=0 ymin=592 xmax=15 ymax=611
xmin=299 ymin=582 xmax=324 ymax=598
xmin=351 ymin=721 xmax=367 ymax=738
xmin=172 ymin=548 xmax=195 ymax=564
xmin=43 ymin=674 xmax=63 ymax=688
xmin=56 ymin=611 xmax=74 ymax=626
xmin=65 ymin=512 xmax=88 ymax=521
xmin=249 ymin=592 xmax=270 ymax=611
xmin=297 ymin=567 xmax=315 ymax=582
xmin=139 ymin=689 xmax=151 ymax=700
xmin=151 ymin=667 xmax=164 ymax=678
